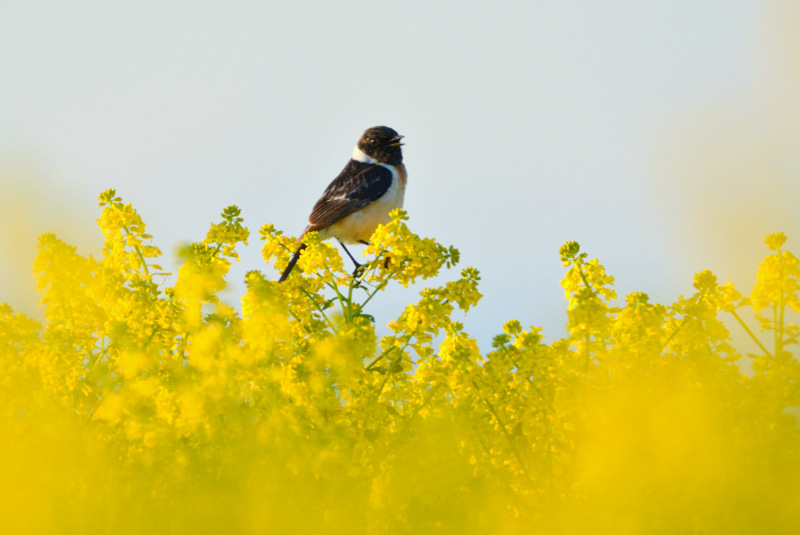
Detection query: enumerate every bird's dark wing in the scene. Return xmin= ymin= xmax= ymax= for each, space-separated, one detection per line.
xmin=305 ymin=161 xmax=393 ymax=232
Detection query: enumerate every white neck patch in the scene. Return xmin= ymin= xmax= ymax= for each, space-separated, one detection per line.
xmin=352 ymin=145 xmax=377 ymax=164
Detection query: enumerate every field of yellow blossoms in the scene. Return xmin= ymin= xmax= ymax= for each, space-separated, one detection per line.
xmin=1 ymin=189 xmax=798 ymax=533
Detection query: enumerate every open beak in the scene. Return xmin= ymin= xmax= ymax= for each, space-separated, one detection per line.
xmin=390 ymin=135 xmax=405 ymax=147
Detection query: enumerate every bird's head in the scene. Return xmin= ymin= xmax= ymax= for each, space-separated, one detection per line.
xmin=356 ymin=126 xmax=404 ymax=165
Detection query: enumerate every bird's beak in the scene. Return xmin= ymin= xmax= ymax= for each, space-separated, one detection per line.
xmin=390 ymin=135 xmax=405 ymax=147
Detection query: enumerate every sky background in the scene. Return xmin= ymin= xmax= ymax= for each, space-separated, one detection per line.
xmin=2 ymin=1 xmax=799 ymax=349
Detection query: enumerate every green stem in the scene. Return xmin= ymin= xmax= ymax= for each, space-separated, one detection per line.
xmin=324 ymin=275 xmax=349 ymax=323
xmin=366 ymin=346 xmax=393 ymax=371
xmin=575 ymin=259 xmax=600 ymax=301
xmin=660 ymin=316 xmax=689 ymax=353
xmin=123 ymin=227 xmax=151 ymax=276
xmin=375 ymin=366 xmax=393 ymax=398
xmin=773 ymin=304 xmax=780 ymax=358
xmin=366 ymin=336 xmax=409 ymax=371
xmin=143 ymin=326 xmax=160 ymax=349
xmin=476 ymin=382 xmax=533 ymax=483
xmin=729 ymin=309 xmax=773 ymax=358
xmin=299 ymin=288 xmax=336 ymax=332
xmin=354 ymin=279 xmax=388 ymax=317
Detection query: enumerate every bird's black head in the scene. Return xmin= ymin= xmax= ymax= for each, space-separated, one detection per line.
xmin=356 ymin=126 xmax=404 ymax=165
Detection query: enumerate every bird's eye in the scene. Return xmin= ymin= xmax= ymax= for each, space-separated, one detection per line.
xmin=369 ymin=138 xmax=376 ymax=145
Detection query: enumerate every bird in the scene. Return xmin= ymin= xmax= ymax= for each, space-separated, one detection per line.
xmin=278 ymin=125 xmax=407 ymax=283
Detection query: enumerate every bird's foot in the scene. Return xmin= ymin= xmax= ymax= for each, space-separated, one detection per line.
xmin=352 ymin=261 xmax=367 ymax=279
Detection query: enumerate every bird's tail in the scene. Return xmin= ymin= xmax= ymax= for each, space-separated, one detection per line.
xmin=278 ymin=243 xmax=307 ymax=282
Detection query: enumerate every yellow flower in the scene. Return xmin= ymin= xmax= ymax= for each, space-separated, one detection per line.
xmin=3 ymin=189 xmax=799 ymax=533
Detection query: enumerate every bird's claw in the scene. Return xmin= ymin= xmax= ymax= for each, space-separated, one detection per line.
xmin=352 ymin=262 xmax=367 ymax=279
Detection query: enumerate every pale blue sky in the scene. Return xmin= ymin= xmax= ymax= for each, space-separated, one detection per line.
xmin=2 ymin=1 xmax=798 ymax=347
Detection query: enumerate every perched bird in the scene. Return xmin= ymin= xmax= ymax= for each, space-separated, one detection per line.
xmin=278 ymin=126 xmax=407 ymax=282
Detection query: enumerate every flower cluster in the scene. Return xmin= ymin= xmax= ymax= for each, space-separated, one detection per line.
xmin=0 ymin=192 xmax=798 ymax=533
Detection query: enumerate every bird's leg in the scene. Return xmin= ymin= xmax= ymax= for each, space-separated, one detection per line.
xmin=278 ymin=243 xmax=307 ymax=283
xmin=339 ymin=241 xmax=364 ymax=276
